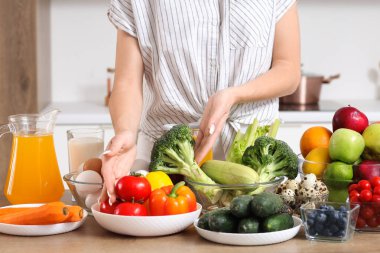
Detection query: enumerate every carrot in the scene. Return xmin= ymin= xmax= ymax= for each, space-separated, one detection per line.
xmin=64 ymin=206 xmax=83 ymax=222
xmin=0 ymin=204 xmax=69 ymax=225
xmin=0 ymin=202 xmax=65 ymax=216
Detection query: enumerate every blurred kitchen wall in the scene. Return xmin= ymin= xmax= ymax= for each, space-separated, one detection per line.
xmin=49 ymin=0 xmax=380 ymax=103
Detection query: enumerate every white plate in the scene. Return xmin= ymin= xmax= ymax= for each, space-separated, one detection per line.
xmin=194 ymin=216 xmax=302 ymax=246
xmin=92 ymin=202 xmax=202 ymax=236
xmin=0 ymin=203 xmax=88 ymax=236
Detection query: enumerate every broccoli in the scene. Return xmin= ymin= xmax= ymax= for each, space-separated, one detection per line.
xmin=150 ymin=124 xmax=222 ymax=204
xmin=226 ymin=118 xmax=281 ymax=164
xmin=242 ymin=136 xmax=298 ymax=183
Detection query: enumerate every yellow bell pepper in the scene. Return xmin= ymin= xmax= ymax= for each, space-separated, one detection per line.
xmin=145 ymin=171 xmax=173 ymax=191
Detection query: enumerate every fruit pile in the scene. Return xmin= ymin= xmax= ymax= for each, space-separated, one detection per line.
xmin=299 ymin=105 xmax=380 ymax=203
xmin=303 ymin=204 xmax=349 ymax=238
xmin=99 ymin=173 xmax=197 ymax=216
xmin=348 ymin=177 xmax=380 ymax=229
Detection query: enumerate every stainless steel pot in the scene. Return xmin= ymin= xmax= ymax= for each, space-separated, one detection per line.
xmin=280 ymin=73 xmax=340 ymax=105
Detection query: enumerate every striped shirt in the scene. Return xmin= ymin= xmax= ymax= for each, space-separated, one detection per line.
xmin=108 ymin=0 xmax=295 ymax=154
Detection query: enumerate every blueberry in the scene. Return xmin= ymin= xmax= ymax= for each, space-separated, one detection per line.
xmin=326 ymin=205 xmax=335 ymax=212
xmin=308 ymin=227 xmax=317 ymax=236
xmin=320 ymin=205 xmax=328 ymax=210
xmin=329 ymin=224 xmax=339 ymax=234
xmin=339 ymin=206 xmax=347 ymax=212
xmin=321 ymin=228 xmax=333 ymax=236
xmin=307 ymin=218 xmax=315 ymax=226
xmin=315 ymin=223 xmax=324 ymax=233
xmin=307 ymin=212 xmax=317 ymax=220
xmin=316 ymin=213 xmax=327 ymax=223
xmin=334 ymin=230 xmax=346 ymax=238
xmin=337 ymin=217 xmax=348 ymax=229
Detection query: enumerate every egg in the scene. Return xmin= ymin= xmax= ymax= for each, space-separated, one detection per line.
xmin=285 ymin=179 xmax=299 ymax=192
xmin=281 ymin=189 xmax=296 ymax=206
xmin=83 ymin=158 xmax=102 ymax=174
xmin=300 ymin=173 xmax=317 ymax=190
xmin=75 ymin=170 xmax=103 ymax=198
xmin=85 ymin=189 xmax=102 ymax=209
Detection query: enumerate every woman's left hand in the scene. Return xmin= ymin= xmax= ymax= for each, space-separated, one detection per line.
xmin=195 ymin=88 xmax=237 ymax=163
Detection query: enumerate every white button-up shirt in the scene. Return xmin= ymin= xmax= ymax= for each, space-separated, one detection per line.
xmin=108 ymin=0 xmax=295 ymax=154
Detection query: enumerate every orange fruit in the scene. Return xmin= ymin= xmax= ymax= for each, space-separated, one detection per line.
xmin=302 ymin=147 xmax=331 ymax=178
xmin=300 ymin=126 xmax=332 ymax=158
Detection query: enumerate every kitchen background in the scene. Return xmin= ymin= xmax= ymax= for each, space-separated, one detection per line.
xmin=1 ymin=0 xmax=380 ymax=189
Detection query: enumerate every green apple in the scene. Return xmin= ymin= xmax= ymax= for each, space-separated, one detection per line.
xmin=324 ymin=161 xmax=353 ymax=181
xmin=362 ymin=123 xmax=380 ymax=160
xmin=329 ymin=128 xmax=365 ymax=163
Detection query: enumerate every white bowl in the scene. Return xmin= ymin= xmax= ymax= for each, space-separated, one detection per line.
xmin=91 ymin=203 xmax=202 ymax=236
xmin=194 ymin=216 xmax=302 ymax=246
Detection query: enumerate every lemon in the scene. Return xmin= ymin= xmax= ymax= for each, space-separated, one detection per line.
xmin=302 ymin=147 xmax=331 ymax=178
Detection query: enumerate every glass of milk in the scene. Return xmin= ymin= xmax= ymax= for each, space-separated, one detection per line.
xmin=67 ymin=128 xmax=104 ymax=173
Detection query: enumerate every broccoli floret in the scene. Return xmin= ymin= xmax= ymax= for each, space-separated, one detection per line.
xmin=150 ymin=124 xmax=222 ymax=203
xmin=242 ymin=136 xmax=298 ymax=183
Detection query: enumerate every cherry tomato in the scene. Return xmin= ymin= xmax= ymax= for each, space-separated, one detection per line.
xmin=356 ymin=216 xmax=366 ymax=228
xmin=366 ymin=217 xmax=379 ymax=228
xmin=114 ymin=202 xmax=148 ymax=216
xmin=115 ymin=176 xmax=152 ymax=202
xmin=360 ymin=205 xmax=375 ymax=219
xmin=374 ymin=186 xmax=380 ymax=196
xmin=349 ymin=190 xmax=360 ymax=199
xmin=348 ymin=183 xmax=359 ymax=192
xmin=370 ymin=176 xmax=380 ymax=188
xmin=372 ymin=194 xmax=380 ymax=203
xmin=358 ymin=180 xmax=371 ymax=191
xmin=100 ymin=199 xmax=120 ymax=214
xmin=360 ymin=189 xmax=373 ymax=202
xmin=350 ymin=195 xmax=359 ymax=203
xmin=376 ymin=216 xmax=380 ymax=225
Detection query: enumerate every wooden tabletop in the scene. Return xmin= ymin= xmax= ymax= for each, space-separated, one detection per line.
xmin=1 ymin=192 xmax=380 ymax=253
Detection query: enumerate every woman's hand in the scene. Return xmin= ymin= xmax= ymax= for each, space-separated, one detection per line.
xmin=195 ymin=88 xmax=237 ymax=163
xmin=99 ymin=130 xmax=137 ymax=205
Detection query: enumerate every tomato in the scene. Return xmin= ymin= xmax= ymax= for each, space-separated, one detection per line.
xmin=366 ymin=217 xmax=379 ymax=228
xmin=370 ymin=176 xmax=380 ymax=188
xmin=372 ymin=194 xmax=380 ymax=203
xmin=348 ymin=183 xmax=359 ymax=192
xmin=360 ymin=205 xmax=375 ymax=219
xmin=360 ymin=189 xmax=373 ymax=202
xmin=114 ymin=202 xmax=148 ymax=216
xmin=115 ymin=175 xmax=152 ymax=202
xmin=356 ymin=216 xmax=366 ymax=228
xmin=100 ymin=199 xmax=120 ymax=214
xmin=376 ymin=216 xmax=380 ymax=225
xmin=358 ymin=180 xmax=371 ymax=191
xmin=374 ymin=186 xmax=380 ymax=195
xmin=350 ymin=195 xmax=359 ymax=203
xmin=349 ymin=190 xmax=360 ymax=199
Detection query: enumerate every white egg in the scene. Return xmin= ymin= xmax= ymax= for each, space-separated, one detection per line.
xmin=75 ymin=170 xmax=103 ymax=198
xmin=85 ymin=190 xmax=102 ymax=209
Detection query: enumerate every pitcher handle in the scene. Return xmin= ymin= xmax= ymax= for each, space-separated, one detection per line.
xmin=0 ymin=124 xmax=13 ymax=138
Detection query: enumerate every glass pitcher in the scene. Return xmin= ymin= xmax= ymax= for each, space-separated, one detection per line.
xmin=0 ymin=109 xmax=64 ymax=204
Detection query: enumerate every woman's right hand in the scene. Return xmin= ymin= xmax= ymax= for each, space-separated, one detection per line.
xmin=99 ymin=130 xmax=137 ymax=205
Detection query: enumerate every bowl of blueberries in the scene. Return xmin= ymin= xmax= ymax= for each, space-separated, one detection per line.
xmin=300 ymin=202 xmax=360 ymax=242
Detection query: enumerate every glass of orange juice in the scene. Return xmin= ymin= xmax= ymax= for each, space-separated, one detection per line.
xmin=1 ymin=110 xmax=64 ymax=204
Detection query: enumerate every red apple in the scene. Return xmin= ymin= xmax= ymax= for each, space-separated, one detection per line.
xmin=332 ymin=105 xmax=369 ymax=133
xmin=354 ymin=160 xmax=380 ymax=180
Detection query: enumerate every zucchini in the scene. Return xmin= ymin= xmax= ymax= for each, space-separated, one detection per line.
xmin=237 ymin=217 xmax=260 ymax=233
xmin=201 ymin=160 xmax=259 ymax=185
xmin=230 ymin=195 xmax=254 ymax=218
xmin=262 ymin=213 xmax=294 ymax=232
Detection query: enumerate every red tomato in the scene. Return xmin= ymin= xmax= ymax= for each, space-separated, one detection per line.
xmin=374 ymin=186 xmax=380 ymax=196
xmin=366 ymin=217 xmax=379 ymax=228
xmin=114 ymin=202 xmax=148 ymax=216
xmin=356 ymin=216 xmax=366 ymax=228
xmin=348 ymin=183 xmax=359 ymax=192
xmin=350 ymin=195 xmax=359 ymax=203
xmin=360 ymin=205 xmax=375 ymax=219
xmin=372 ymin=194 xmax=380 ymax=203
xmin=349 ymin=190 xmax=360 ymax=199
xmin=370 ymin=176 xmax=380 ymax=188
xmin=360 ymin=189 xmax=373 ymax=202
xmin=100 ymin=199 xmax=120 ymax=214
xmin=376 ymin=216 xmax=380 ymax=225
xmin=358 ymin=180 xmax=371 ymax=191
xmin=115 ymin=176 xmax=152 ymax=202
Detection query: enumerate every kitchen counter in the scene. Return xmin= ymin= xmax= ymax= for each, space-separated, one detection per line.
xmin=1 ymin=192 xmax=380 ymax=253
xmin=44 ymin=100 xmax=380 ymax=125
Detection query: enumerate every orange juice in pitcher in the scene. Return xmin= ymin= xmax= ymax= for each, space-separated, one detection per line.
xmin=0 ymin=110 xmax=64 ymax=204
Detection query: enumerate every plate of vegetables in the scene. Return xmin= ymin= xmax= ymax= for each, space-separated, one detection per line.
xmin=0 ymin=202 xmax=87 ymax=236
xmin=193 ymin=193 xmax=302 ymax=246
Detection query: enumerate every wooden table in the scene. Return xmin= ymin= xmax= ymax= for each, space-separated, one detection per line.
xmin=1 ymin=192 xmax=380 ymax=253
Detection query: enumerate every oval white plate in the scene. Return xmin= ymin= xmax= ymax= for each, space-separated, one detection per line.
xmin=92 ymin=202 xmax=202 ymax=237
xmin=194 ymin=216 xmax=302 ymax=246
xmin=0 ymin=203 xmax=88 ymax=236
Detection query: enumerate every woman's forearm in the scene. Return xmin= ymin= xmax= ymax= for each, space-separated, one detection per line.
xmin=109 ymin=29 xmax=144 ymax=137
xmin=230 ymin=3 xmax=301 ymax=105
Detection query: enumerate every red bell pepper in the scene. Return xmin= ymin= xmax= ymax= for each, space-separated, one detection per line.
xmin=149 ymin=181 xmax=197 ymax=215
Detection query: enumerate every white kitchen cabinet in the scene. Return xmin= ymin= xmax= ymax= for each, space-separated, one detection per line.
xmin=276 ymin=123 xmax=332 ymax=155
xmin=53 ymin=124 xmax=114 ymax=181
